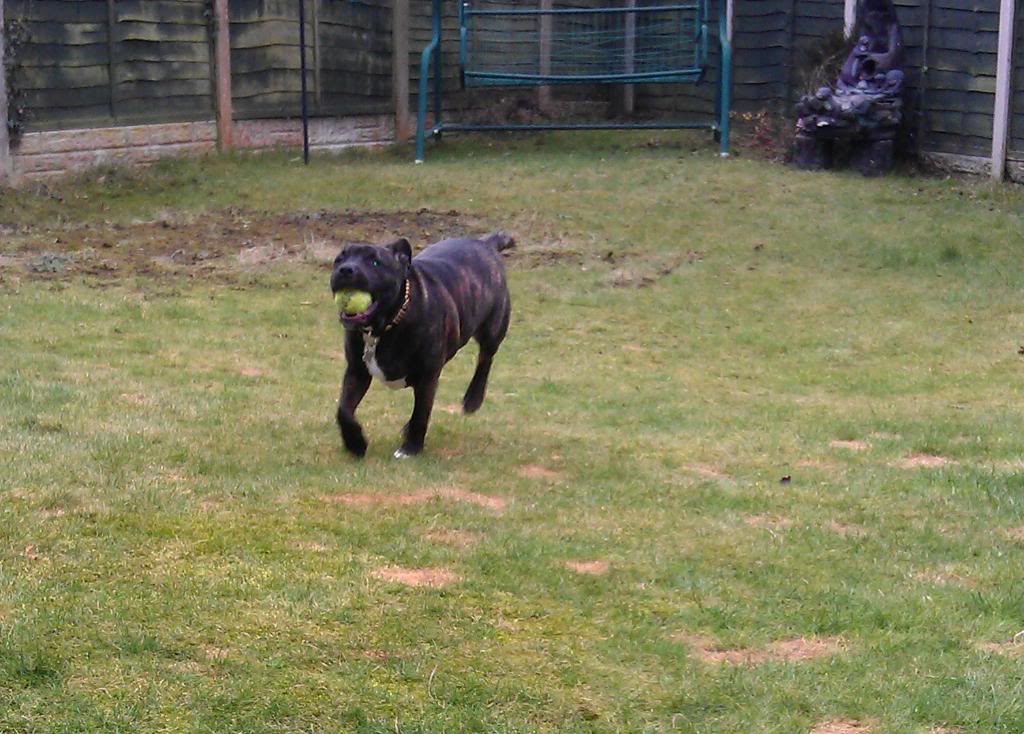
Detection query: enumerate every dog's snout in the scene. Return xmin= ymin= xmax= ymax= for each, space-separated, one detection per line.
xmin=336 ymin=264 xmax=355 ymax=279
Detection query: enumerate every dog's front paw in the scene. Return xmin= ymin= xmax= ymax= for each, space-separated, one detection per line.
xmin=393 ymin=448 xmax=412 ymax=460
xmin=345 ymin=435 xmax=368 ymax=458
xmin=338 ymin=412 xmax=368 ymax=458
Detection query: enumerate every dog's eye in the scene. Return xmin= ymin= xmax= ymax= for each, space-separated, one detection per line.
xmin=371 ymin=258 xmax=381 ymax=268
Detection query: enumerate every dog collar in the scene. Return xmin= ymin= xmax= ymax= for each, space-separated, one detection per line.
xmin=364 ymin=279 xmax=411 ymax=337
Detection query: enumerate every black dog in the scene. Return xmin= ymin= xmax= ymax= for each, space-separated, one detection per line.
xmin=330 ymin=233 xmax=513 ymax=458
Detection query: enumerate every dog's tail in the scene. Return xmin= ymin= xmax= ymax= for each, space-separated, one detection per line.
xmin=483 ymin=231 xmax=515 ymax=252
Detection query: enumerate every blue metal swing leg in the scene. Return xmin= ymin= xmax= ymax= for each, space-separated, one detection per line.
xmin=415 ymin=0 xmax=443 ymax=163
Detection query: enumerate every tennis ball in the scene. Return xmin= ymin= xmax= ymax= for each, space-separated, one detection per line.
xmin=334 ymin=289 xmax=373 ymax=315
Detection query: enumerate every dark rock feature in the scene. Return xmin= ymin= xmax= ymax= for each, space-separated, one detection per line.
xmin=794 ymin=0 xmax=904 ymax=176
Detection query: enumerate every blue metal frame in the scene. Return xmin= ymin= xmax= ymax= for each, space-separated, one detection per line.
xmin=415 ymin=0 xmax=733 ymax=162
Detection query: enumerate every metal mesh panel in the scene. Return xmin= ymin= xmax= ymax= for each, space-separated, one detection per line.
xmin=461 ymin=1 xmax=707 ymax=86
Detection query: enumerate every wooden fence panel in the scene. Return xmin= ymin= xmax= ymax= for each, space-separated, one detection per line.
xmin=921 ymin=0 xmax=999 ymax=156
xmin=1008 ymin=2 xmax=1024 ymax=158
xmin=230 ymin=0 xmax=310 ymax=118
xmin=318 ymin=0 xmax=392 ymax=115
xmin=231 ymin=0 xmax=392 ymax=120
xmin=792 ymin=0 xmax=843 ymax=49
xmin=112 ymin=0 xmax=214 ymax=124
xmin=6 ymin=0 xmax=213 ymax=131
xmin=6 ymin=0 xmax=113 ymax=129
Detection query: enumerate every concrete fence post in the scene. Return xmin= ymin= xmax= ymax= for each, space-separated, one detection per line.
xmin=991 ymin=0 xmax=1016 ymax=181
xmin=1 ymin=0 xmax=13 ymax=183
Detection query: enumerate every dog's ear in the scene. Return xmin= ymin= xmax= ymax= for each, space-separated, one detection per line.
xmin=387 ymin=237 xmax=412 ymax=267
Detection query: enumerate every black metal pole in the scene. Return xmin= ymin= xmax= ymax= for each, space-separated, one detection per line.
xmin=298 ymin=0 xmax=310 ymax=164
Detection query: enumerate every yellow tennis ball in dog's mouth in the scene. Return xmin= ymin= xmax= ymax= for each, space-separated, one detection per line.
xmin=334 ymin=289 xmax=373 ymax=316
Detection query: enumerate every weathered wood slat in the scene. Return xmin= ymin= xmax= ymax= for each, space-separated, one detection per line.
xmin=17 ymin=44 xmax=109 ymax=67
xmin=16 ymin=66 xmax=110 ymax=90
xmin=115 ymin=1 xmax=208 ymax=25
xmin=116 ymin=22 xmax=208 ymax=43
xmin=16 ymin=22 xmax=108 ymax=45
xmin=114 ymin=62 xmax=212 ymax=84
xmin=929 ymin=112 xmax=998 ymax=138
xmin=21 ymin=86 xmax=111 ymax=107
xmin=116 ymin=95 xmax=213 ymax=114
xmin=6 ymin=0 xmax=107 ymax=24
xmin=231 ymin=20 xmax=315 ymax=49
xmin=929 ymin=88 xmax=1003 ymax=113
xmin=18 ymin=107 xmax=115 ymax=130
xmin=927 ymin=69 xmax=997 ymax=94
xmin=117 ymin=40 xmax=213 ymax=63
xmin=115 ymin=80 xmax=209 ymax=100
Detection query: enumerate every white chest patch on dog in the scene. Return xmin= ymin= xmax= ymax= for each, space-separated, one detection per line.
xmin=362 ymin=334 xmax=406 ymax=390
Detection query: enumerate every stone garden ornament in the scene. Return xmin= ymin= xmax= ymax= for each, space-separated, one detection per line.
xmin=794 ymin=0 xmax=905 ymax=176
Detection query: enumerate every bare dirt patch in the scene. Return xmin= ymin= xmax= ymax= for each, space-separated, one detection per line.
xmin=915 ymin=565 xmax=975 ymax=588
xmin=202 ymin=646 xmax=230 ymax=662
xmin=744 ymin=514 xmax=793 ymax=531
xmin=830 ymin=439 xmax=869 ymax=451
xmin=565 ymin=560 xmax=610 ymax=576
xmin=0 ymin=206 xmax=688 ymax=290
xmin=0 ymin=207 xmax=487 ymax=281
xmin=606 ymin=250 xmax=703 ymax=289
xmin=168 ymin=660 xmax=207 ymax=675
xmin=238 ymin=366 xmax=268 ymax=378
xmin=423 ymin=529 xmax=482 ymax=549
xmin=1004 ymin=526 xmax=1024 ymax=543
xmin=683 ymin=463 xmax=731 ymax=481
xmin=321 ymin=486 xmax=506 ymax=513
xmin=893 ymin=453 xmax=957 ymax=469
xmin=517 ymin=464 xmax=562 ymax=481
xmin=976 ymin=633 xmax=1024 ymax=658
xmin=674 ymin=634 xmax=844 ymax=666
xmin=827 ymin=521 xmax=867 ymax=538
xmin=290 ymin=541 xmax=330 ymax=553
xmin=370 ymin=566 xmax=460 ymax=589
xmin=354 ymin=649 xmax=392 ymax=661
xmin=810 ymin=720 xmax=873 ymax=734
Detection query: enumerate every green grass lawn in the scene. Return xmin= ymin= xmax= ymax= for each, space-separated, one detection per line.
xmin=2 ymin=134 xmax=1024 ymax=733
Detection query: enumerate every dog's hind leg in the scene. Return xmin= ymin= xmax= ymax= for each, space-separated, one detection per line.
xmin=462 ymin=348 xmax=494 ymax=415
xmin=463 ymin=300 xmax=510 ymax=415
